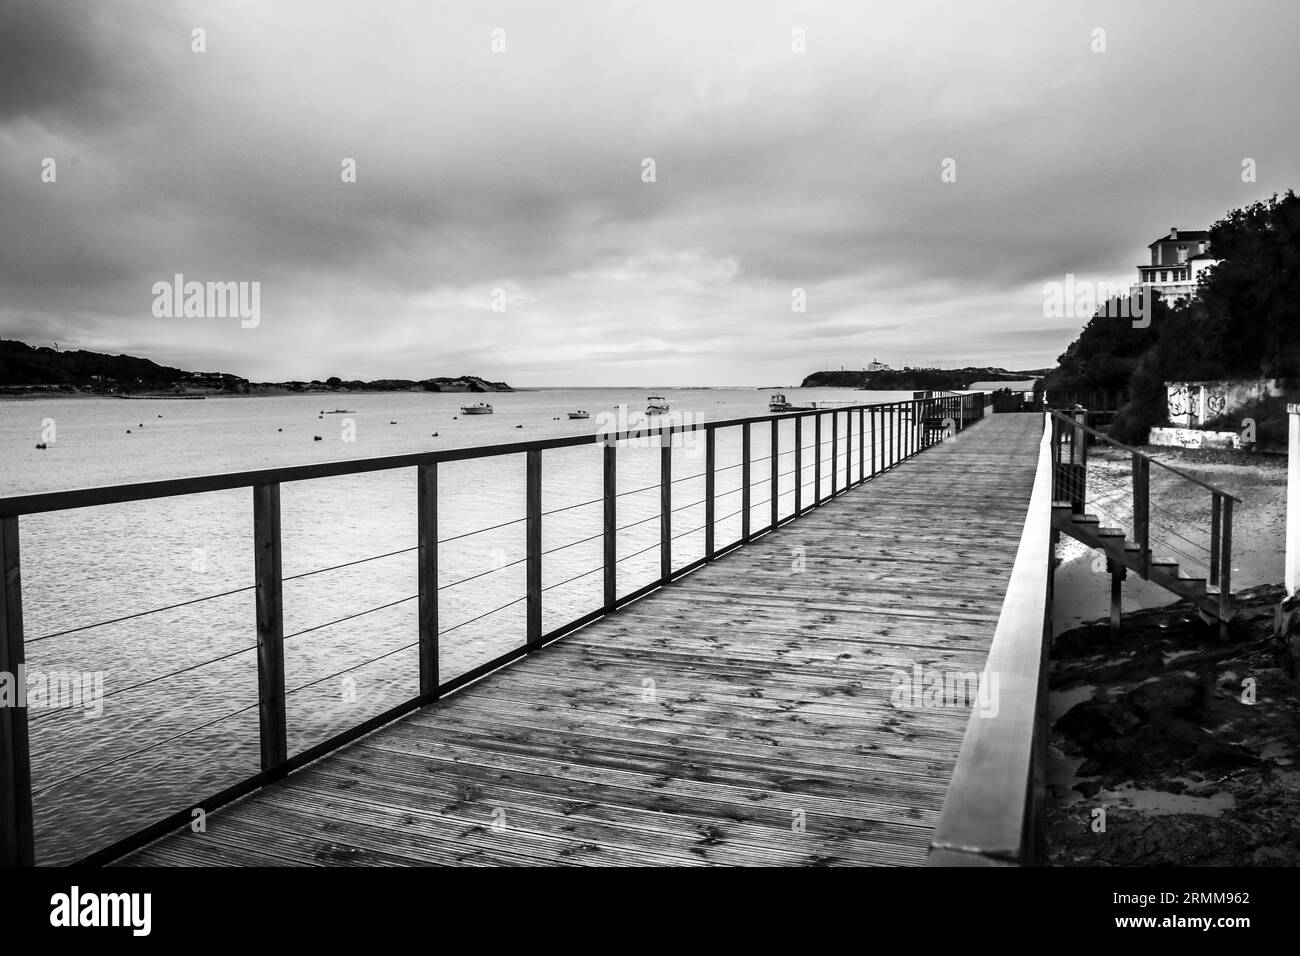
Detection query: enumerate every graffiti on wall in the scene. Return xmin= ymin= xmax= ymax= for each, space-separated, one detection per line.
xmin=1165 ymin=379 xmax=1278 ymax=427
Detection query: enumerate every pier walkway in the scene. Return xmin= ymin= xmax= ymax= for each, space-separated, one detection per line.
xmin=120 ymin=414 xmax=1044 ymax=866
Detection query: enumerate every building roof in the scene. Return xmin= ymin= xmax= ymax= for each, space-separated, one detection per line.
xmin=1188 ymin=252 xmax=1217 ymax=261
xmin=967 ymin=380 xmax=1037 ymax=392
xmin=1148 ymin=229 xmax=1209 ymax=247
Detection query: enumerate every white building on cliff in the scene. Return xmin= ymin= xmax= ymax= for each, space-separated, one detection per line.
xmin=1133 ymin=227 xmax=1219 ymax=306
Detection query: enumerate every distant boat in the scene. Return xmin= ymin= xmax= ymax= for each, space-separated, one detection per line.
xmin=35 ymin=442 xmax=47 ymax=450
xmin=769 ymin=393 xmax=815 ymax=412
xmin=117 ymin=393 xmax=204 ymax=400
xmin=460 ymin=402 xmax=493 ymax=415
xmin=567 ymin=410 xmax=590 ymax=420
xmin=646 ymin=396 xmax=670 ymax=415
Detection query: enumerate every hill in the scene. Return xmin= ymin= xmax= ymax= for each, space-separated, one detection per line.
xmin=0 ymin=340 xmax=513 ymax=396
xmin=801 ymin=366 xmax=1044 ymax=391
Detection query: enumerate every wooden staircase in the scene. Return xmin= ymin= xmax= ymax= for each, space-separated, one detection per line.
xmin=1051 ymin=502 xmax=1230 ymax=622
xmin=1048 ymin=409 xmax=1237 ymax=632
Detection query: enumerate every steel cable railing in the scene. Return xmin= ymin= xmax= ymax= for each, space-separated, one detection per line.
xmin=3 ymin=395 xmax=977 ymax=866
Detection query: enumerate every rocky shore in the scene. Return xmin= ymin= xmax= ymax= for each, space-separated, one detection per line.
xmin=1047 ymin=584 xmax=1300 ymax=866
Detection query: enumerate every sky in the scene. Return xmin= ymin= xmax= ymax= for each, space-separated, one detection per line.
xmin=2 ymin=0 xmax=1299 ymax=386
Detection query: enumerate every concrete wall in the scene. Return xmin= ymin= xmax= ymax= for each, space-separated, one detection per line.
xmin=1165 ymin=378 xmax=1281 ymax=427
xmin=1148 ymin=426 xmax=1242 ymax=450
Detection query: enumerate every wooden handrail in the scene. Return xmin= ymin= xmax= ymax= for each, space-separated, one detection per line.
xmin=929 ymin=412 xmax=1054 ymax=866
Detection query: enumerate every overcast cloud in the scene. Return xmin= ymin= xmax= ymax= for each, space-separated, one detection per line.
xmin=2 ymin=0 xmax=1298 ymax=384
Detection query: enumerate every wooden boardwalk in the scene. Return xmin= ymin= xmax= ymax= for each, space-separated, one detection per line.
xmin=121 ymin=413 xmax=1044 ymax=867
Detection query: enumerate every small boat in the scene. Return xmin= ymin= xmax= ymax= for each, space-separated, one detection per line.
xmin=460 ymin=402 xmax=493 ymax=415
xmin=769 ymin=393 xmax=816 ymax=413
xmin=567 ymin=410 xmax=590 ymax=420
xmin=646 ymin=396 xmax=670 ymax=415
xmin=35 ymin=442 xmax=47 ymax=449
xmin=313 ymin=435 xmax=323 ymax=441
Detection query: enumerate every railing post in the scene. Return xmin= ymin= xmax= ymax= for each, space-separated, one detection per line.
xmin=253 ymin=482 xmax=287 ymax=775
xmin=770 ymin=418 xmax=779 ymax=530
xmin=417 ymin=463 xmax=439 ymax=698
xmin=742 ymin=422 xmax=751 ymax=540
xmin=1287 ymin=403 xmax=1300 ymax=597
xmin=831 ymin=412 xmax=838 ymax=497
xmin=888 ymin=404 xmax=895 ymax=467
xmin=858 ymin=408 xmax=865 ymax=483
xmin=1220 ymin=496 xmax=1233 ymax=625
xmin=527 ymin=449 xmax=543 ymax=642
xmin=603 ymin=444 xmax=616 ymax=613
xmin=0 ymin=514 xmax=34 ymax=866
xmin=869 ymin=407 xmax=877 ymax=477
xmin=705 ymin=427 xmax=716 ymax=559
xmin=1132 ymin=454 xmax=1150 ymax=576
xmin=814 ymin=413 xmax=822 ymax=504
xmin=1210 ymin=492 xmax=1221 ymax=588
xmin=794 ymin=416 xmax=803 ymax=513
xmin=660 ymin=440 xmax=672 ymax=583
xmin=843 ymin=410 xmax=850 ymax=491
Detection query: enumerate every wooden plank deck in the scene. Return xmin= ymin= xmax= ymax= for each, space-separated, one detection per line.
xmin=120 ymin=413 xmax=1045 ymax=867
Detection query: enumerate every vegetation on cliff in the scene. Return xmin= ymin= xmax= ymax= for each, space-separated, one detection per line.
xmin=801 ymin=366 xmax=1046 ymax=391
xmin=1046 ymin=191 xmax=1300 ymax=445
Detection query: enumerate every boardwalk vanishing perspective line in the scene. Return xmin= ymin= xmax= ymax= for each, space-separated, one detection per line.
xmin=121 ymin=413 xmax=1045 ymax=867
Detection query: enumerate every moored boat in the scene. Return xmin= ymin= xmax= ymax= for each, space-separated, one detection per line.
xmin=645 ymin=396 xmax=670 ymax=415
xmin=459 ymin=402 xmax=493 ymax=415
xmin=769 ymin=393 xmax=816 ymax=412
xmin=567 ymin=410 xmax=590 ymax=419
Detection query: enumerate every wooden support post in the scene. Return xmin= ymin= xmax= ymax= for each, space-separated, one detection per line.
xmin=603 ymin=443 xmax=616 ymax=613
xmin=1132 ymin=454 xmax=1150 ymax=576
xmin=705 ymin=428 xmax=716 ymax=559
xmin=770 ymin=418 xmax=779 ymax=530
xmin=253 ymin=482 xmax=288 ymax=775
xmin=0 ymin=515 xmax=34 ymax=866
xmin=660 ymin=442 xmax=672 ymax=584
xmin=742 ymin=422 xmax=751 ymax=540
xmin=417 ymin=463 xmax=439 ymax=698
xmin=527 ymin=449 xmax=543 ymax=642
xmin=1220 ymin=496 xmax=1233 ymax=630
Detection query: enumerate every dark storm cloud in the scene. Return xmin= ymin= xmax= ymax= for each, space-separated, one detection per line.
xmin=2 ymin=0 xmax=1299 ymax=384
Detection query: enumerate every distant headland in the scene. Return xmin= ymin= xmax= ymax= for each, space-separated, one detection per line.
xmin=0 ymin=340 xmax=513 ymax=397
xmin=801 ymin=365 xmax=1049 ymax=391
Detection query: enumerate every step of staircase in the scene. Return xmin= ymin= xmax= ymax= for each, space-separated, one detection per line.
xmin=1050 ymin=508 xmax=1230 ymax=622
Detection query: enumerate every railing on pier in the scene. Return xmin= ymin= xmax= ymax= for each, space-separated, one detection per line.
xmin=1049 ymin=408 xmax=1238 ymax=624
xmin=928 ymin=412 xmax=1054 ymax=866
xmin=0 ymin=393 xmax=988 ymax=866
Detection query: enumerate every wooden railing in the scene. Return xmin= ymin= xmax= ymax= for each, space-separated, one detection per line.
xmin=928 ymin=412 xmax=1055 ymax=866
xmin=0 ymin=392 xmax=988 ymax=866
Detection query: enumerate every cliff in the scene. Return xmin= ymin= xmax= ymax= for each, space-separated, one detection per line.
xmin=801 ymin=366 xmax=1047 ymax=391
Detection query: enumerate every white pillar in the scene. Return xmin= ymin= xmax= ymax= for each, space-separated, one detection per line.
xmin=1287 ymin=403 xmax=1300 ymax=597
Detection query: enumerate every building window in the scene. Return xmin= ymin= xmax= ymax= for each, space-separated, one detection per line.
xmin=1161 ymin=271 xmax=1168 ymax=282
